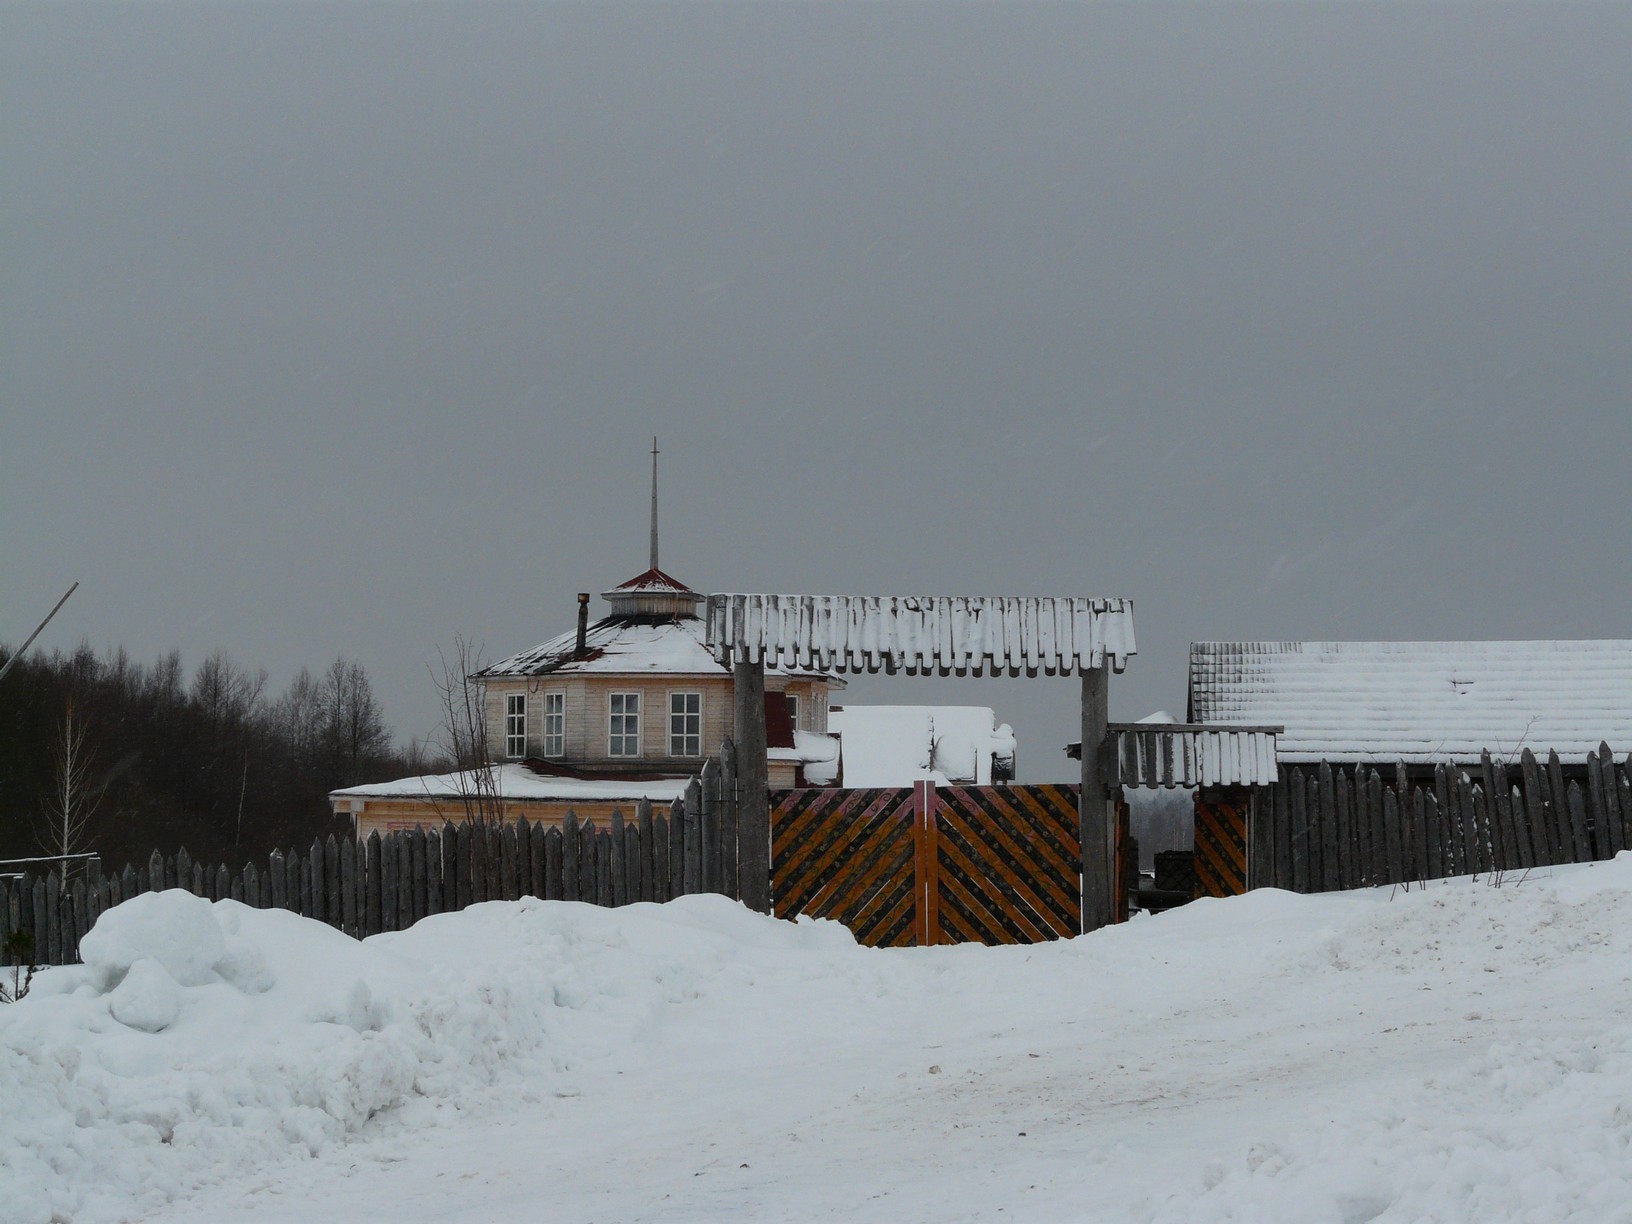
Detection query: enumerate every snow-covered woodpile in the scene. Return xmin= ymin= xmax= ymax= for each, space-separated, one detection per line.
xmin=706 ymin=594 xmax=1136 ymax=676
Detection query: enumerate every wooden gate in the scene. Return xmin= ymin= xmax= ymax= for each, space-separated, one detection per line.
xmin=1193 ymin=788 xmax=1250 ymax=897
xmin=770 ymin=782 xmax=1082 ymax=947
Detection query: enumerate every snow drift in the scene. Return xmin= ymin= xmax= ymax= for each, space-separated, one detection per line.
xmin=7 ymin=859 xmax=1632 ymax=1223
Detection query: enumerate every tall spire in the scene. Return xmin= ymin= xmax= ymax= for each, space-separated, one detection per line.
xmin=649 ymin=437 xmax=660 ymax=571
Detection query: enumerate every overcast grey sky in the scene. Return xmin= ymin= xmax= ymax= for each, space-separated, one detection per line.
xmin=5 ymin=0 xmax=1629 ymax=780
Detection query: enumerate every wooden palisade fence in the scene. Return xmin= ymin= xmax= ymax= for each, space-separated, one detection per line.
xmin=3 ymin=748 xmax=747 ymax=968
xmin=1256 ymin=743 xmax=1632 ymax=893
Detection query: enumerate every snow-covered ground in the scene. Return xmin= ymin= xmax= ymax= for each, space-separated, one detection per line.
xmin=7 ymin=860 xmax=1632 ymax=1224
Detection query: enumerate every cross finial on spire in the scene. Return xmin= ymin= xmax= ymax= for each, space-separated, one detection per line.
xmin=649 ymin=437 xmax=660 ymax=571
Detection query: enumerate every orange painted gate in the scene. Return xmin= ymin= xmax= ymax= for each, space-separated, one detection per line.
xmin=770 ymin=783 xmax=1082 ymax=946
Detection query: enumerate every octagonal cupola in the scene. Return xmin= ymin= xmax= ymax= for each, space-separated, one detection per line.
xmin=601 ymin=567 xmax=705 ymax=620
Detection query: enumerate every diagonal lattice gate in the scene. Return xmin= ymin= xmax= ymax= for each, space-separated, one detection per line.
xmin=770 ymin=782 xmax=1082 ymax=947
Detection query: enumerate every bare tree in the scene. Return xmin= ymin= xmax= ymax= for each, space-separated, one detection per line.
xmin=40 ymin=697 xmax=102 ymax=884
xmin=317 ymin=658 xmax=391 ymax=785
xmin=428 ymin=637 xmax=503 ymax=826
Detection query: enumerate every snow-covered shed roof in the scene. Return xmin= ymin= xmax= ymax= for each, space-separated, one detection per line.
xmin=331 ymin=763 xmax=690 ymax=806
xmin=827 ymin=705 xmax=1017 ymax=787
xmin=1189 ymin=640 xmax=1632 ymax=765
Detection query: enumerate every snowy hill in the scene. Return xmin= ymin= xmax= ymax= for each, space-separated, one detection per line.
xmin=7 ymin=861 xmax=1632 ymax=1222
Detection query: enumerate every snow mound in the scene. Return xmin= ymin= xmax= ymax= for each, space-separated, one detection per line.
xmin=0 ymin=891 xmax=850 ymax=1223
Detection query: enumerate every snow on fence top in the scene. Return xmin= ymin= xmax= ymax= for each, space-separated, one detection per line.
xmin=706 ymin=594 xmax=1136 ymax=676
xmin=1190 ymin=640 xmax=1632 ymax=765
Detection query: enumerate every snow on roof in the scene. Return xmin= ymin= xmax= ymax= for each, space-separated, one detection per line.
xmin=477 ymin=614 xmax=838 ymax=681
xmin=828 ymin=705 xmax=1016 ymax=787
xmin=605 ymin=567 xmax=699 ymax=596
xmin=706 ymin=594 xmax=1136 ymax=676
xmin=332 ymin=763 xmax=690 ymax=805
xmin=1189 ymin=640 xmax=1632 ymax=765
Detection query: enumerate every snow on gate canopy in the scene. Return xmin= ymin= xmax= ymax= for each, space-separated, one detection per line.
xmin=704 ymin=594 xmax=1136 ymax=677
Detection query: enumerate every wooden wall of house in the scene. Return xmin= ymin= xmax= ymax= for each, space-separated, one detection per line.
xmin=480 ymin=675 xmax=832 ymax=767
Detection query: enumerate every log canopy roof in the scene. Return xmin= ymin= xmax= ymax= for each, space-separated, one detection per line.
xmin=706 ymin=594 xmax=1136 ymax=677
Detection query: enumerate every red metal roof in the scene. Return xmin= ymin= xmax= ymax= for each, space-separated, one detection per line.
xmin=608 ymin=567 xmax=697 ymax=595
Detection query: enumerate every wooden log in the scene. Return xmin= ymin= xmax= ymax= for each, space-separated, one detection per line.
xmin=305 ymin=837 xmax=323 ymax=922
xmin=1270 ymin=779 xmax=1290 ymax=890
xmin=1488 ymin=756 xmax=1519 ymax=870
xmin=1327 ymin=764 xmax=1349 ymax=887
xmin=1382 ymin=784 xmax=1404 ymax=884
xmin=562 ymin=812 xmax=581 ymax=903
xmin=1480 ymin=753 xmax=1509 ymax=870
xmin=1411 ymin=786 xmax=1431 ymax=882
xmin=545 ymin=827 xmax=563 ymax=901
xmin=0 ymin=880 xmax=11 ymax=952
xmin=1600 ymin=744 xmax=1625 ymax=856
xmin=653 ymin=814 xmax=671 ymax=902
xmin=501 ymin=822 xmax=519 ymax=902
xmin=610 ymin=810 xmax=627 ymax=907
xmin=1552 ymin=751 xmax=1588 ymax=862
xmin=365 ymin=833 xmax=382 ymax=935
xmin=410 ymin=828 xmax=427 ymax=926
xmin=515 ymin=818 xmax=533 ymax=899
xmin=424 ymin=830 xmax=443 ymax=916
xmin=530 ymin=822 xmax=546 ymax=900
xmin=176 ymin=847 xmax=193 ymax=894
xmin=625 ymin=823 xmax=641 ymax=906
xmin=470 ymin=821 xmax=488 ymax=905
xmin=720 ymin=739 xmax=739 ymax=900
xmin=439 ymin=823 xmax=457 ymax=912
xmin=596 ymin=827 xmax=612 ymax=906
xmin=637 ymin=799 xmax=655 ymax=903
xmin=454 ymin=823 xmax=471 ymax=911
xmin=65 ymin=879 xmax=84 ymax=963
xmin=1288 ymin=769 xmax=1309 ymax=893
xmin=30 ymin=879 xmax=48 ymax=966
xmin=242 ymin=861 xmax=260 ymax=910
xmin=1078 ymin=665 xmax=1111 ymax=930
xmin=1463 ymin=776 xmax=1488 ymax=875
xmin=1567 ymin=782 xmax=1590 ymax=865
xmin=1519 ymin=749 xmax=1553 ymax=866
xmin=699 ymin=759 xmax=717 ymax=894
xmin=683 ymin=778 xmax=703 ymax=896
xmin=375 ymin=836 xmax=394 ymax=930
xmin=340 ymin=837 xmax=357 ymax=935
xmin=269 ymin=850 xmax=287 ymax=910
xmin=582 ymin=823 xmax=600 ymax=905
xmin=1619 ymin=757 xmax=1632 ymax=864
xmin=669 ymin=797 xmax=685 ymax=898
xmin=1587 ymin=749 xmax=1611 ymax=859
xmin=1317 ymin=764 xmax=1339 ymax=892
xmin=324 ymin=837 xmax=341 ymax=926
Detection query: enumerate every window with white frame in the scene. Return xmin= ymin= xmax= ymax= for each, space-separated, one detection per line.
xmin=784 ymin=692 xmax=799 ymax=732
xmin=542 ymin=691 xmax=565 ymax=757
xmin=504 ymin=693 xmax=527 ymax=759
xmin=669 ymin=692 xmax=702 ymax=756
xmin=608 ymin=692 xmax=641 ymax=756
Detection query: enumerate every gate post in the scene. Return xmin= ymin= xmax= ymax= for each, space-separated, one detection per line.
xmin=1081 ymin=666 xmax=1112 ymax=932
xmin=733 ymin=657 xmax=771 ymax=914
xmin=912 ymin=780 xmax=940 ymax=946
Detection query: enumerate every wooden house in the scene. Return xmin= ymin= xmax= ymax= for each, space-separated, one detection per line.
xmin=333 ymin=566 xmax=844 ymax=839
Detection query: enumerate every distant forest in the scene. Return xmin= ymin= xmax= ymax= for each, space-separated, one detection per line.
xmin=0 ymin=643 xmax=438 ymax=872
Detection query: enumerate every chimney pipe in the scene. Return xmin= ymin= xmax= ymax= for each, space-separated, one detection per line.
xmin=575 ymin=593 xmax=590 ymax=658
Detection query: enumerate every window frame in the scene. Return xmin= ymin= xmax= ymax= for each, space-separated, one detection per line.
xmin=541 ymin=690 xmax=566 ymax=758
xmin=504 ymin=692 xmax=528 ymax=760
xmin=784 ymin=692 xmax=799 ymax=733
xmin=668 ymin=690 xmax=703 ymax=757
xmin=608 ymin=691 xmax=642 ymax=757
